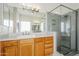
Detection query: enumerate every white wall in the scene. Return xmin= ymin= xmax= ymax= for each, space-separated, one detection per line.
xmin=77 ymin=9 xmax=79 ymax=51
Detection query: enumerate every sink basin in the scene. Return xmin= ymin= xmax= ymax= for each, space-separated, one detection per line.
xmin=0 ymin=34 xmax=9 ymax=39
xmin=0 ymin=34 xmax=17 ymax=39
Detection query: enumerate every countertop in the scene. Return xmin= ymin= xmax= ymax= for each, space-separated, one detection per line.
xmin=0 ymin=32 xmax=54 ymax=41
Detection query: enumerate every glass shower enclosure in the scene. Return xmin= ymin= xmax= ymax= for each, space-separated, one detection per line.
xmin=49 ymin=4 xmax=77 ymax=55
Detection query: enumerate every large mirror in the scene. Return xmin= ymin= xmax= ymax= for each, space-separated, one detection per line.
xmin=0 ymin=3 xmax=46 ymax=35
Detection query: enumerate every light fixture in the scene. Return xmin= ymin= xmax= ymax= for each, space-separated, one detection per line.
xmin=32 ymin=6 xmax=40 ymax=15
xmin=32 ymin=8 xmax=39 ymax=12
xmin=22 ymin=3 xmax=40 ymax=14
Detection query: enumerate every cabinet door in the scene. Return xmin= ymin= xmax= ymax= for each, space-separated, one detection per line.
xmin=34 ymin=38 xmax=44 ymax=56
xmin=0 ymin=47 xmax=1 ymax=56
xmin=20 ymin=40 xmax=34 ymax=56
xmin=0 ymin=46 xmax=2 ymax=56
xmin=0 ymin=42 xmax=2 ymax=56
xmin=20 ymin=44 xmax=33 ymax=56
xmin=3 ymin=46 xmax=18 ymax=56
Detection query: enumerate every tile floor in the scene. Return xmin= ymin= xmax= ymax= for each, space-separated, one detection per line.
xmin=53 ymin=51 xmax=79 ymax=56
xmin=53 ymin=51 xmax=63 ymax=56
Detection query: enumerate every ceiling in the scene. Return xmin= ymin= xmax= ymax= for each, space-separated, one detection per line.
xmin=7 ymin=3 xmax=79 ymax=15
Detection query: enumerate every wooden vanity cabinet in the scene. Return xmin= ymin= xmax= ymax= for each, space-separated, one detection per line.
xmin=2 ymin=40 xmax=18 ymax=56
xmin=34 ymin=37 xmax=45 ymax=56
xmin=0 ymin=36 xmax=54 ymax=56
xmin=19 ymin=39 xmax=34 ymax=56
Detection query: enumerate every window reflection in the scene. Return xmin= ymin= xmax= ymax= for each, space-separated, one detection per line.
xmin=4 ymin=19 xmax=13 ymax=32
xmin=20 ymin=21 xmax=31 ymax=32
xmin=61 ymin=22 xmax=65 ymax=32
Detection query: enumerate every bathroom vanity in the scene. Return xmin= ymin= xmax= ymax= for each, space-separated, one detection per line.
xmin=0 ymin=33 xmax=54 ymax=56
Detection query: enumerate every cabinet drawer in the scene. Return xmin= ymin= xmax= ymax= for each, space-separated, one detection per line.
xmin=34 ymin=37 xmax=44 ymax=43
xmin=45 ymin=44 xmax=53 ymax=48
xmin=45 ymin=48 xmax=53 ymax=56
xmin=45 ymin=40 xmax=53 ymax=44
xmin=3 ymin=40 xmax=18 ymax=47
xmin=20 ymin=39 xmax=33 ymax=45
xmin=20 ymin=39 xmax=33 ymax=43
xmin=45 ymin=36 xmax=53 ymax=41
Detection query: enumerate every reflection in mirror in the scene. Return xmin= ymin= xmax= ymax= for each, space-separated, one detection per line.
xmin=0 ymin=3 xmax=46 ymax=35
xmin=20 ymin=21 xmax=31 ymax=32
xmin=32 ymin=23 xmax=41 ymax=32
xmin=32 ymin=21 xmax=45 ymax=33
xmin=1 ymin=4 xmax=14 ymax=33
